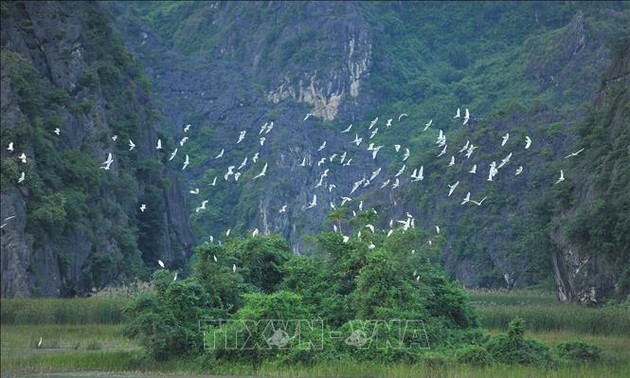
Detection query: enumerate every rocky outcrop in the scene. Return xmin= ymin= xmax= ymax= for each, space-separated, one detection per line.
xmin=1 ymin=1 xmax=194 ymax=297
xmin=549 ymin=35 xmax=630 ymax=303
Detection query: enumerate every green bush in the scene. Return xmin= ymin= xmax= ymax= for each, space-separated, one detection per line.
xmin=555 ymin=339 xmax=602 ymax=363
xmin=485 ymin=317 xmax=557 ymax=367
xmin=456 ymin=344 xmax=495 ymax=366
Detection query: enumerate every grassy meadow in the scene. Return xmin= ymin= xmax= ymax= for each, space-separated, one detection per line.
xmin=1 ymin=290 xmax=629 ymax=377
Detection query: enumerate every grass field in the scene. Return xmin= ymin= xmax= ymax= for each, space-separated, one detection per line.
xmin=1 ymin=291 xmax=629 ymax=377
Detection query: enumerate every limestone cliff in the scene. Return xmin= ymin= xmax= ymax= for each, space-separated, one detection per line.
xmin=0 ymin=1 xmax=194 ymax=297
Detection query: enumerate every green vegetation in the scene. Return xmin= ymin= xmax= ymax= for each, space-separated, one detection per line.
xmin=2 ymin=289 xmax=629 ymax=377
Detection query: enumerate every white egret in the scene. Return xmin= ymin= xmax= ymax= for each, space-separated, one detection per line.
xmin=318 ymin=141 xmax=326 ymax=151
xmin=470 ymin=196 xmax=487 ymax=206
xmin=184 ymin=124 xmax=191 ymax=132
xmin=236 ymin=131 xmax=246 ymax=144
xmin=210 ymin=177 xmax=217 ymax=186
xmin=515 ymin=166 xmax=523 ymax=175
xmin=18 ymin=153 xmax=27 ymax=163
xmin=423 ymin=119 xmax=433 ymax=131
xmin=461 ymin=192 xmax=471 ymax=205
xmin=7 ymin=142 xmax=14 ymax=152
xmin=190 ymin=188 xmax=200 ymax=195
xmin=398 ymin=113 xmax=408 ymax=121
xmin=564 ymin=148 xmax=585 ymax=159
xmin=101 ymin=153 xmax=113 ymax=170
xmin=158 ymin=259 xmax=165 ymax=268
xmin=447 ymin=181 xmax=460 ymax=196
xmin=54 ymin=128 xmax=60 ymax=135
xmin=555 ymin=170 xmax=565 ymax=185
xmin=501 ymin=133 xmax=510 ymax=146
xmin=454 ymin=108 xmax=461 ymax=118
xmin=524 ymin=136 xmax=532 ymax=149
xmin=140 ymin=204 xmax=146 ymax=212
xmin=279 ymin=205 xmax=287 ymax=213
xmin=341 ymin=124 xmax=353 ymax=133
xmin=156 ymin=139 xmax=162 ymax=150
xmin=128 ymin=139 xmax=136 ymax=151
xmin=306 ymin=194 xmax=317 ymax=209
xmin=214 ymin=149 xmax=224 ymax=159
xmin=18 ymin=172 xmax=25 ymax=184
xmin=182 ymin=155 xmax=190 ymax=170
xmin=469 ymin=164 xmax=477 ymax=174
xmin=169 ymin=148 xmax=178 ymax=161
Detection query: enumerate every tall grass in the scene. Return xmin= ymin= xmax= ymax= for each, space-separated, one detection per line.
xmin=0 ymin=297 xmax=131 ymax=325
xmin=476 ymin=304 xmax=630 ymax=336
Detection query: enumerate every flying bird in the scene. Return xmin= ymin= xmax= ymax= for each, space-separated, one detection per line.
xmin=306 ymin=194 xmax=317 ymax=209
xmin=447 ymin=181 xmax=460 ymax=196
xmin=237 ymin=130 xmax=246 ymax=144
xmin=214 ymin=149 xmax=224 ymax=159
xmin=318 ymin=141 xmax=327 ymax=151
xmin=158 ymin=259 xmax=165 ymax=268
xmin=182 ymin=155 xmax=190 ymax=170
xmin=195 ymin=200 xmax=209 ymax=212
xmin=524 ymin=136 xmax=532 ymax=149
xmin=469 ymin=164 xmax=477 ymax=174
xmin=101 ymin=153 xmax=114 ymax=170
xmin=184 ymin=124 xmax=191 ymax=132
xmin=341 ymin=124 xmax=353 ymax=133
xmin=470 ymin=196 xmax=487 ymax=206
xmin=461 ymin=192 xmax=471 ymax=205
xmin=140 ymin=204 xmax=146 ymax=212
xmin=18 ymin=153 xmax=27 ymax=163
xmin=423 ymin=119 xmax=433 ymax=131
xmin=54 ymin=128 xmax=60 ymax=135
xmin=501 ymin=133 xmax=510 ymax=147
xmin=279 ymin=205 xmax=287 ymax=213
xmin=454 ymin=108 xmax=461 ymax=118
xmin=128 ymin=139 xmax=136 ymax=151
xmin=555 ymin=170 xmax=565 ymax=185
xmin=463 ymin=108 xmax=470 ymax=125
xmin=156 ymin=139 xmax=162 ymax=150
xmin=17 ymin=172 xmax=25 ymax=184
xmin=7 ymin=142 xmax=14 ymax=152
xmin=515 ymin=166 xmax=523 ymax=175
xmin=564 ymin=148 xmax=585 ymax=159
xmin=169 ymin=148 xmax=178 ymax=161
xmin=398 ymin=113 xmax=408 ymax=121
xmin=190 ymin=188 xmax=200 ymax=195
xmin=180 ymin=136 xmax=189 ymax=146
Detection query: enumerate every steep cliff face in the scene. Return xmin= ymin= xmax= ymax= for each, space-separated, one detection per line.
xmin=0 ymin=1 xmax=194 ymax=297
xmin=549 ymin=35 xmax=629 ymax=303
xmin=104 ymin=2 xmax=629 ymax=293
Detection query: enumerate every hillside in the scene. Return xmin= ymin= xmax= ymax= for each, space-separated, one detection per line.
xmin=1 ymin=1 xmax=194 ymax=297
xmin=1 ymin=1 xmax=628 ymax=301
xmin=104 ymin=2 xmax=628 ymax=299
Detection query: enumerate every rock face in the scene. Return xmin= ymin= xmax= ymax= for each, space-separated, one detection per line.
xmin=1 ymin=1 xmax=194 ymax=297
xmin=549 ymin=35 xmax=630 ymax=303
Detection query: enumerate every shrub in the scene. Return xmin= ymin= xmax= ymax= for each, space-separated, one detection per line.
xmin=456 ymin=344 xmax=495 ymax=366
xmin=555 ymin=339 xmax=602 ymax=363
xmin=485 ymin=317 xmax=557 ymax=367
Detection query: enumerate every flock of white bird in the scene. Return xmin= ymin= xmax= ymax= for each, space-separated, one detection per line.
xmin=3 ymin=105 xmax=585 ymax=274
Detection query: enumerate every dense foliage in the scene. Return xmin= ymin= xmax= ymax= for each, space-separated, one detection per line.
xmin=126 ymin=225 xmax=481 ymax=365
